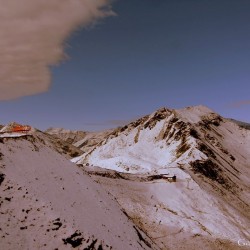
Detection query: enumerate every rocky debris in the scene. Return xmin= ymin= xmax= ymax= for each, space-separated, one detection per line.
xmin=190 ymin=159 xmax=227 ymax=185
xmin=143 ymin=108 xmax=170 ymax=130
xmin=48 ymin=218 xmax=63 ymax=231
xmin=125 ymin=115 xmax=150 ymax=131
xmin=0 ymin=173 xmax=5 ymax=186
xmin=63 ymin=231 xmax=84 ymax=248
xmin=133 ymin=226 xmax=152 ymax=248
xmin=197 ymin=143 xmax=216 ymax=159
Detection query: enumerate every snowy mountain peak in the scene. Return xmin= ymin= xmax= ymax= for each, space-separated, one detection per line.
xmin=106 ymin=105 xmax=217 ymax=139
xmin=72 ymin=106 xmax=220 ymax=171
xmin=176 ymin=105 xmax=216 ymax=123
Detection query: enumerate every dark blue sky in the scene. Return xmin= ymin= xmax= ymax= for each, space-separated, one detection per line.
xmin=1 ymin=0 xmax=250 ymax=131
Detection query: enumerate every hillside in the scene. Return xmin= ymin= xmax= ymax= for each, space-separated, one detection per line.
xmin=0 ymin=131 xmax=157 ymax=250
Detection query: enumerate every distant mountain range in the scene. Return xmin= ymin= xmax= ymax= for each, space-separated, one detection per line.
xmin=227 ymin=118 xmax=250 ymax=130
xmin=45 ymin=127 xmax=114 ymax=154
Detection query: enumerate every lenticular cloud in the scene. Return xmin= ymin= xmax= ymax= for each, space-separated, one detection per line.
xmin=0 ymin=0 xmax=112 ymax=100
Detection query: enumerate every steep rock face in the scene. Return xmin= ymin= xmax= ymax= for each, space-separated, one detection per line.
xmin=0 ymin=134 xmax=158 ymax=250
xmin=175 ymin=106 xmax=250 ymax=217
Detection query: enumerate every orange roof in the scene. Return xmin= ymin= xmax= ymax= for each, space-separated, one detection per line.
xmin=11 ymin=125 xmax=31 ymax=133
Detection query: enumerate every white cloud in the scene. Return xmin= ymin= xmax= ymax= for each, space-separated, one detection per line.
xmin=0 ymin=0 xmax=113 ymax=100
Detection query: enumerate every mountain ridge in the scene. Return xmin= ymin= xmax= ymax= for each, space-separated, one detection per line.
xmin=72 ymin=105 xmax=250 ymax=232
xmin=0 ymin=133 xmax=158 ymax=250
xmin=1 ymin=105 xmax=249 ymax=249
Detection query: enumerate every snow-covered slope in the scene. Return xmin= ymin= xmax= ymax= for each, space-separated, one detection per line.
xmin=85 ymin=166 xmax=249 ymax=250
xmin=0 ymin=134 xmax=158 ymax=250
xmin=72 ymin=105 xmax=250 ymax=249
